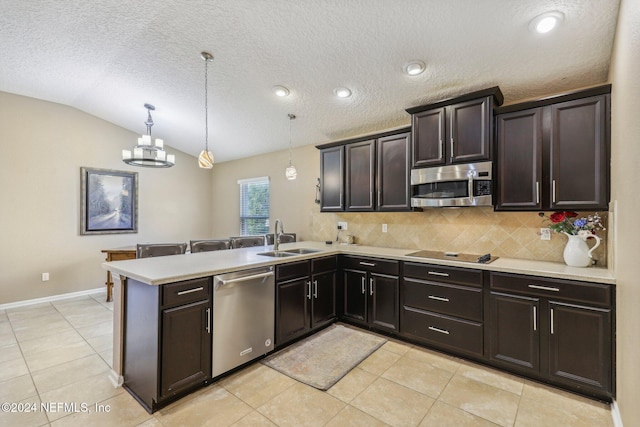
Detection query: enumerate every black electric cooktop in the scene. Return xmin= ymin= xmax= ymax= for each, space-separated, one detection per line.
xmin=405 ymin=250 xmax=498 ymax=264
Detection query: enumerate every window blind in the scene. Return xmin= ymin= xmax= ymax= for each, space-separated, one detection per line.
xmin=238 ymin=176 xmax=270 ymax=235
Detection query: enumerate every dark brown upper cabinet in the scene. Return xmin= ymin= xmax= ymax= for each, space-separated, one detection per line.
xmin=496 ymin=85 xmax=610 ymax=211
xmin=317 ymin=128 xmax=411 ymax=212
xmin=406 ymin=87 xmax=503 ymax=168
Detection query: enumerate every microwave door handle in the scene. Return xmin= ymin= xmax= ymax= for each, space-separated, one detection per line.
xmin=468 ymin=175 xmax=475 ymax=204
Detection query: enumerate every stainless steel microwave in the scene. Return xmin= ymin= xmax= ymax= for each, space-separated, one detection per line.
xmin=411 ymin=161 xmax=493 ymax=208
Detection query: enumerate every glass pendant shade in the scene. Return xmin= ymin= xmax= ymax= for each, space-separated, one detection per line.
xmin=198 ymin=150 xmax=214 ymax=169
xmin=285 ymin=164 xmax=297 ymax=180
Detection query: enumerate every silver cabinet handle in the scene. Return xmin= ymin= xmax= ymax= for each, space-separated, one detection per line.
xmin=369 ymin=278 xmax=374 ymax=296
xmin=306 ymin=281 xmax=311 ymax=300
xmin=206 ymin=308 xmax=211 ymax=334
xmin=535 ymin=181 xmax=540 ymax=204
xmin=313 ymin=280 xmax=318 ymax=298
xmin=550 ymin=308 xmax=555 ymax=334
xmin=439 ymin=140 xmax=444 ymax=160
xmin=377 ymin=190 xmax=381 ymax=208
xmin=361 ymin=276 xmax=366 ymax=294
xmin=429 ymin=326 xmax=450 ymax=335
xmin=450 ymin=138 xmax=454 ymax=161
xmin=552 ymin=180 xmax=557 ymax=203
xmin=533 ymin=305 xmax=537 ymax=332
xmin=428 ymin=295 xmax=449 ymax=302
xmin=359 ymin=261 xmax=376 ymax=267
xmin=177 ymin=286 xmax=204 ymax=296
xmin=528 ymin=284 xmax=560 ymax=292
xmin=427 ymin=271 xmax=449 ymax=277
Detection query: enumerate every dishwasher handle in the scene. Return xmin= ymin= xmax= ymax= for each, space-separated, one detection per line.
xmin=216 ymin=271 xmax=274 ymax=288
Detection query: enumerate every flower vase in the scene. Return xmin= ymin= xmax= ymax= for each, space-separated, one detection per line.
xmin=562 ymin=232 xmax=601 ymax=267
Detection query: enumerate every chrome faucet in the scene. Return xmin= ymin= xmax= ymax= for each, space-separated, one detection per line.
xmin=274 ymin=219 xmax=284 ymax=251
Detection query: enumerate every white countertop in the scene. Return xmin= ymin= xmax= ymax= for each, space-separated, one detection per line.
xmin=102 ymin=241 xmax=615 ymax=286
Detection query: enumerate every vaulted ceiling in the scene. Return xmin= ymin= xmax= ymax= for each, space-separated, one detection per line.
xmin=1 ymin=1 xmax=620 ymax=163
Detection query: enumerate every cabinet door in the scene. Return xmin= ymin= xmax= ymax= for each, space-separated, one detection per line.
xmin=343 ymin=269 xmax=367 ymax=324
xmin=548 ymin=301 xmax=611 ymax=393
xmin=496 ymin=108 xmax=543 ymax=210
xmin=369 ymin=273 xmax=399 ymax=332
xmin=449 ymin=96 xmax=491 ymax=163
xmin=412 ymin=107 xmax=446 ymax=167
xmin=161 ymin=299 xmax=211 ymax=399
xmin=377 ymin=132 xmax=411 ymax=211
xmin=320 ymin=146 xmax=344 ymax=212
xmin=345 ymin=140 xmax=375 ymax=211
xmin=276 ymin=278 xmax=311 ymax=345
xmin=549 ymin=95 xmax=609 ymax=210
xmin=311 ymin=271 xmax=336 ymax=328
xmin=488 ymin=292 xmax=539 ymax=374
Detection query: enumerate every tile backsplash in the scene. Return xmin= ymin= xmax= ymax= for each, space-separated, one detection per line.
xmin=311 ymin=208 xmax=608 ymax=266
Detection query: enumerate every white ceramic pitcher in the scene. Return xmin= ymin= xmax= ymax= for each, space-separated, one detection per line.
xmin=562 ymin=232 xmax=601 ymax=267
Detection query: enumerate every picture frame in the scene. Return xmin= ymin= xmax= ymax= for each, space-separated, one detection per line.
xmin=80 ymin=167 xmax=138 ymax=235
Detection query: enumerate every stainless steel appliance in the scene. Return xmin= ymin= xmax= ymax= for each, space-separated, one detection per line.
xmin=411 ymin=161 xmax=493 ymax=208
xmin=212 ymin=266 xmax=274 ymax=377
xmin=405 ymin=249 xmax=498 ymax=264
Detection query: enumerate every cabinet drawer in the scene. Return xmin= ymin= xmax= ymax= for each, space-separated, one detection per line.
xmin=277 ymin=260 xmax=311 ymax=282
xmin=341 ymin=256 xmax=399 ymax=275
xmin=490 ymin=272 xmax=611 ymax=307
xmin=403 ymin=279 xmax=482 ymax=322
xmin=162 ymin=277 xmax=211 ymax=307
xmin=312 ymin=256 xmax=337 ymax=274
xmin=404 ymin=262 xmax=482 ymax=288
xmin=402 ymin=306 xmax=483 ymax=356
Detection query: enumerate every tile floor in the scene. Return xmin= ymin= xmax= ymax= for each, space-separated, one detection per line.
xmin=0 ymin=292 xmax=613 ymax=426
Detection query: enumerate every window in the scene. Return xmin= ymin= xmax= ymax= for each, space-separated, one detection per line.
xmin=238 ymin=176 xmax=270 ymax=235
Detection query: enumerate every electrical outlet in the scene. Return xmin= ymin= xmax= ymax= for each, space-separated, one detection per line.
xmin=540 ymin=228 xmax=551 ymax=241
xmin=382 ymin=224 xmax=388 ymax=233
xmin=42 ymin=272 xmax=49 ymax=282
xmin=338 ymin=221 xmax=348 ymax=230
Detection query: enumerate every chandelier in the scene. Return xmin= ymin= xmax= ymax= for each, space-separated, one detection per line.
xmin=122 ymin=104 xmax=175 ymax=167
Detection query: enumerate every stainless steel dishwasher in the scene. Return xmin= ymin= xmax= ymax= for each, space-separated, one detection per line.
xmin=212 ymin=266 xmax=275 ymax=377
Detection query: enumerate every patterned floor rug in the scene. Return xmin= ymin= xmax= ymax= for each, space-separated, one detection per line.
xmin=262 ymin=324 xmax=387 ymax=390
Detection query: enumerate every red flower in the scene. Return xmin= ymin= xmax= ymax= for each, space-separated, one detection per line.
xmin=564 ymin=211 xmax=578 ymax=218
xmin=549 ymin=212 xmax=566 ymax=223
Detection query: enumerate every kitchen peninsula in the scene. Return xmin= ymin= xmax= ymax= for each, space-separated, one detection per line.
xmin=104 ymin=241 xmax=615 ymax=412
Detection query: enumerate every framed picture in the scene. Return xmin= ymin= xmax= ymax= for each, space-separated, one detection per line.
xmin=80 ymin=167 xmax=138 ymax=235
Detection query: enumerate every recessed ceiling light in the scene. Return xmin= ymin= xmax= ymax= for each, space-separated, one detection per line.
xmin=529 ymin=11 xmax=564 ymax=34
xmin=403 ymin=60 xmax=426 ymax=76
xmin=334 ymin=87 xmax=352 ymax=98
xmin=272 ymin=85 xmax=290 ymax=97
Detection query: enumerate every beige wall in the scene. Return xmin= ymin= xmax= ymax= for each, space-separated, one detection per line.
xmin=209 ymin=144 xmax=319 ymax=240
xmin=609 ymin=0 xmax=640 ymax=424
xmin=0 ymin=92 xmax=212 ymax=305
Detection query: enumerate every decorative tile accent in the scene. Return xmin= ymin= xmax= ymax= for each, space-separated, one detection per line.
xmin=312 ymin=208 xmax=608 ymax=266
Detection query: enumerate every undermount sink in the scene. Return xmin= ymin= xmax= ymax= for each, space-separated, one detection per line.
xmin=280 ymin=248 xmax=322 ymax=254
xmin=257 ymin=251 xmax=297 ymax=258
xmin=257 ymin=248 xmax=323 ymax=257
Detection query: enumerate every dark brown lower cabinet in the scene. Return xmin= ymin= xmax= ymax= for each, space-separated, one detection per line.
xmin=488 ymin=272 xmax=613 ymax=400
xmin=275 ymin=256 xmax=337 ymax=347
xmin=342 ymin=256 xmax=399 ymax=333
xmin=123 ymin=277 xmax=212 ymax=413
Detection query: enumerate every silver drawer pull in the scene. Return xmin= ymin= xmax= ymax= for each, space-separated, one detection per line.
xmin=177 ymin=286 xmax=204 ymax=295
xmin=428 ymin=326 xmax=450 ymax=335
xmin=359 ymin=261 xmax=376 ymax=267
xmin=428 ymin=295 xmax=450 ymax=302
xmin=427 ymin=271 xmax=449 ymax=277
xmin=528 ymin=284 xmax=560 ymax=292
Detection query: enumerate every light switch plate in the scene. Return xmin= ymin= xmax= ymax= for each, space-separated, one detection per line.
xmin=382 ymin=224 xmax=388 ymax=233
xmin=540 ymin=228 xmax=551 ymax=241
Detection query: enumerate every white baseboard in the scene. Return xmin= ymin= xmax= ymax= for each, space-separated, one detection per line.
xmin=611 ymin=399 xmax=623 ymax=427
xmin=0 ymin=287 xmax=105 ymax=310
xmin=108 ymin=369 xmax=124 ymax=388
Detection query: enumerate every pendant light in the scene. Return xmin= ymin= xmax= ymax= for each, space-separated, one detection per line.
xmin=198 ymin=51 xmax=215 ymax=169
xmin=285 ymin=113 xmax=297 ymax=180
xmin=122 ymin=104 xmax=175 ymax=167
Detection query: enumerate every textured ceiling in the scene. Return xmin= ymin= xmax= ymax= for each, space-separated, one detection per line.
xmin=1 ymin=0 xmax=620 ymax=163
